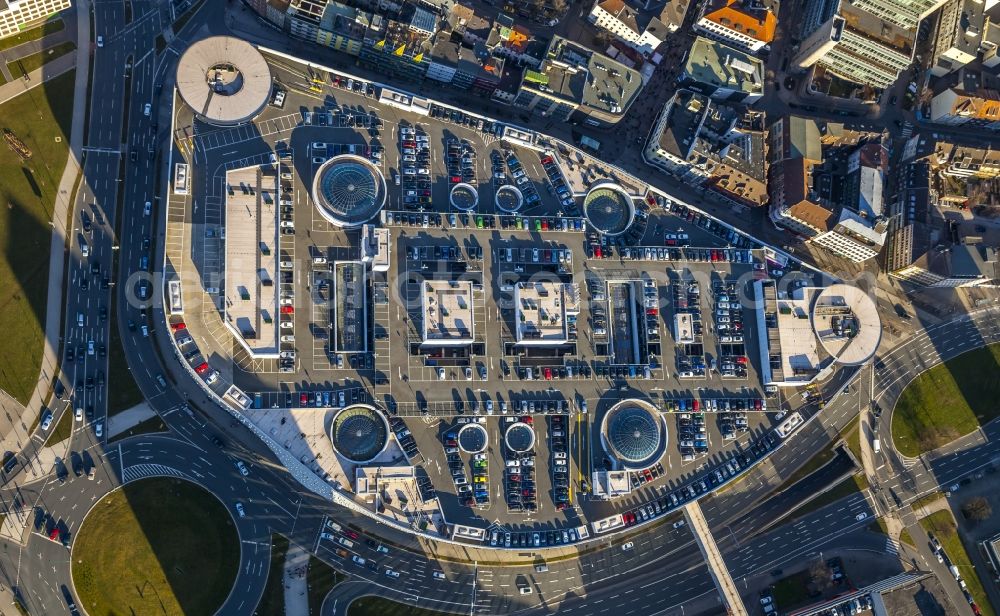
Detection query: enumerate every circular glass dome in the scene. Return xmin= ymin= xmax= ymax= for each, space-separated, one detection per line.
xmin=329 ymin=405 xmax=389 ymax=463
xmin=504 ymin=422 xmax=535 ymax=453
xmin=458 ymin=424 xmax=488 ymax=454
xmin=605 ymin=405 xmax=662 ymax=465
xmin=450 ymin=183 xmax=478 ymax=211
xmin=311 ymin=155 xmax=387 ymax=228
xmin=584 ymin=182 xmax=635 ymax=236
xmin=495 ymin=184 xmax=523 ymax=213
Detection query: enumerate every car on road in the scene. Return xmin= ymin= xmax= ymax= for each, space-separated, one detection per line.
xmin=40 ymin=412 xmax=53 ymax=430
xmin=75 ymin=408 xmax=83 ymax=422
xmin=622 ymin=542 xmax=634 ymax=551
xmin=385 ymin=569 xmax=400 ymax=578
xmin=433 ymin=571 xmax=446 ymax=580
xmin=235 ymin=503 xmax=246 ymax=518
xmin=235 ymin=461 xmax=249 ymax=476
xmin=95 ymin=421 xmax=103 ymax=438
xmin=855 ymin=512 xmax=867 ymax=521
xmin=143 ymin=103 xmax=151 ymax=116
xmin=144 ymin=201 xmax=151 ymax=216
xmin=96 ymin=35 xmax=103 ymax=47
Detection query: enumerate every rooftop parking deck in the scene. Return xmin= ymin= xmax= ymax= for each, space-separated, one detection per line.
xmin=422 ymin=280 xmax=475 ymax=344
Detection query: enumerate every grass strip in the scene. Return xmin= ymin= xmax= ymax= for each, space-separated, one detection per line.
xmin=308 ymin=556 xmax=341 ymax=615
xmin=108 ymin=414 xmax=167 ymax=442
xmin=0 ymin=19 xmax=64 ymax=52
xmin=920 ymin=510 xmax=995 ymax=616
xmin=7 ymin=41 xmax=75 ymax=79
xmin=42 ymin=405 xmax=72 ymax=446
xmin=891 ymin=343 xmax=1000 ymax=456
xmin=255 ymin=534 xmax=289 ymax=616
xmin=911 ymin=491 xmax=945 ymax=511
xmin=0 ymin=69 xmax=74 ymax=403
xmin=788 ymin=473 xmax=868 ymax=520
xmin=899 ymin=528 xmax=915 ymax=547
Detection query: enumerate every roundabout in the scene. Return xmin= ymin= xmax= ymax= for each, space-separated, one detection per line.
xmin=71 ymin=477 xmax=239 ymax=616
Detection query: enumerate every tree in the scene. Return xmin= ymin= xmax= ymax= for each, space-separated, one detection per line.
xmin=809 ymin=559 xmax=835 ymax=592
xmin=961 ymin=496 xmax=993 ymax=523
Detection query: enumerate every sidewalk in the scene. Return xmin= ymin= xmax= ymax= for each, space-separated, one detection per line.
xmin=283 ymin=542 xmax=310 ymax=616
xmin=106 ymin=402 xmax=157 ymax=438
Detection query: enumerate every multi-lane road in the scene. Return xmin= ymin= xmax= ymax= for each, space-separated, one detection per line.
xmin=4 ymin=2 xmax=1000 ymax=614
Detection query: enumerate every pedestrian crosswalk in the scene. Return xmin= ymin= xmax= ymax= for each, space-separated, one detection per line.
xmin=885 ymin=537 xmax=900 ymax=556
xmin=122 ymin=464 xmax=189 ymax=484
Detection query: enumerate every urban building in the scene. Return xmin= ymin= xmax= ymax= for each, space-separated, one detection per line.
xmin=514 ymin=282 xmax=580 ymax=345
xmin=929 ymin=87 xmax=1000 ymax=129
xmin=891 ymin=243 xmax=999 ymax=286
xmin=314 ymin=1 xmax=371 ymax=55
xmin=427 ymin=7 xmax=504 ymax=95
xmin=0 ymin=0 xmax=72 ymax=38
xmin=358 ymin=5 xmax=437 ymax=83
xmin=644 ymin=89 xmax=768 ymax=207
xmin=678 ymin=36 xmax=764 ymax=104
xmin=485 ymin=14 xmax=549 ymax=69
xmin=511 ymin=35 xmax=643 ymax=127
xmin=587 ymin=0 xmax=681 ymax=56
xmin=245 ymin=0 xmax=290 ymax=29
xmin=421 ymin=280 xmax=475 ymax=345
xmin=793 ymin=0 xmax=944 ymax=88
xmin=694 ymin=0 xmax=777 ymax=53
xmin=288 ymin=0 xmax=327 ymax=40
xmin=928 ymin=0 xmax=986 ymax=76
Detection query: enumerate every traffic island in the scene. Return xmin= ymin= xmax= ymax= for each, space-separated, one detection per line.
xmin=71 ymin=478 xmax=239 ymax=616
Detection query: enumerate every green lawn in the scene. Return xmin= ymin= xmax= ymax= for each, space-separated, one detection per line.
xmin=348 ymin=597 xmax=450 ymax=616
xmin=899 ymin=528 xmax=915 ymax=547
xmin=920 ymin=510 xmax=995 ymax=616
xmin=255 ymin=534 xmax=289 ymax=616
xmin=843 ymin=416 xmax=862 ymax=462
xmin=108 ymin=414 xmax=167 ymax=442
xmin=770 ymin=570 xmax=814 ymax=612
xmin=0 ymin=18 xmax=65 ymax=52
xmin=892 ymin=344 xmax=1000 ymax=456
xmin=911 ymin=491 xmax=945 ymax=511
xmin=72 ymin=478 xmax=240 ymax=616
xmin=308 ymin=556 xmax=341 ymax=615
xmin=0 ymin=69 xmax=75 ymax=404
xmin=7 ymin=41 xmax=75 ymax=79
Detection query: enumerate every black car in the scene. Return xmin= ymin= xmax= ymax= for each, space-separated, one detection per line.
xmin=85 ymin=377 xmax=94 ymax=390
xmin=66 ymin=347 xmax=74 ymax=362
xmin=211 ymin=435 xmax=225 ymax=448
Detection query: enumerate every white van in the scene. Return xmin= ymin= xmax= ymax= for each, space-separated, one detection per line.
xmin=77 ymin=313 xmax=84 ymax=327
xmin=80 ymin=240 xmax=89 ymax=257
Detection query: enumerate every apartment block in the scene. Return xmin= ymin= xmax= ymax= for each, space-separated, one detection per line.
xmin=793 ymin=0 xmax=943 ymax=88
xmin=512 ymin=35 xmax=643 ymax=127
xmin=694 ymin=0 xmax=777 ymax=53
xmin=678 ymin=36 xmax=764 ymax=104
xmin=929 ymin=87 xmax=1000 ymax=129
xmin=928 ymin=0 xmax=985 ymax=76
xmin=644 ymin=90 xmax=768 ymax=207
xmin=0 ymin=0 xmax=72 ymax=38
xmin=587 ymin=0 xmax=685 ymax=56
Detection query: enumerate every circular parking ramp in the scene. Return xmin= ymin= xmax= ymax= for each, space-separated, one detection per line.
xmin=450 ymin=183 xmax=479 ymax=211
xmin=458 ymin=424 xmax=488 ymax=454
xmin=584 ymin=181 xmax=635 ymax=236
xmin=312 ymin=155 xmax=387 ymax=228
xmin=175 ymin=36 xmax=272 ymax=126
xmin=504 ymin=422 xmax=535 ymax=453
xmin=495 ymin=184 xmax=523 ymax=213
xmin=329 ymin=405 xmax=389 ymax=463
xmin=601 ymin=400 xmax=665 ymax=469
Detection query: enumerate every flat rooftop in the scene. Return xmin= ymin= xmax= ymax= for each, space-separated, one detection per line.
xmin=515 ymin=282 xmax=570 ymax=343
xmin=812 ymin=284 xmax=881 ymax=365
xmin=421 ymin=280 xmax=474 ymax=344
xmin=674 ymin=313 xmax=695 ymax=344
xmin=685 ymin=36 xmax=763 ymax=95
xmin=224 ymin=166 xmax=278 ymax=356
xmin=773 ymin=287 xmax=825 ymax=381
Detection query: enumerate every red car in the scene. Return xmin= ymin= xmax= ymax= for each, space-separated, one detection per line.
xmin=521 ymin=416 xmax=533 ymax=424
xmin=555 ymin=502 xmax=569 ymax=511
xmin=692 ymin=399 xmax=699 ymax=411
xmin=754 ymin=399 xmax=762 ymax=410
xmin=522 ymin=489 xmax=535 ymax=497
xmin=445 ymin=439 xmax=458 ymax=447
xmin=509 ymin=474 xmax=521 ymax=483
xmin=344 ymin=529 xmax=360 ymax=540
xmin=170 ymin=322 xmax=186 ymax=331
xmin=195 ymin=362 xmax=209 ymax=375
xmin=463 ymin=497 xmax=475 ymax=506
xmin=646 ymin=194 xmax=656 ymax=207
xmin=450 ymin=176 xmax=461 ymax=183
xmin=736 ymin=356 xmax=748 ymax=365
xmin=49 ymin=527 xmax=60 ymax=541
xmin=595 ymin=246 xmax=602 ymax=258
xmin=544 ymin=367 xmax=552 ymax=380
xmin=540 ymin=156 xmax=553 ymax=165
xmin=402 ymin=140 xmax=415 ymax=147
xmin=300 ymin=393 xmax=308 ymax=406
xmin=643 ymin=469 xmax=653 ymax=482
xmin=646 ymin=308 xmax=657 ymax=316
xmin=280 ymin=305 xmax=294 ymax=314
xmin=541 ymin=219 xmax=548 ymax=231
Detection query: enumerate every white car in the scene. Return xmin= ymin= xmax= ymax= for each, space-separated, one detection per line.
xmin=433 ymin=571 xmax=446 ymax=580
xmin=235 ymin=461 xmax=249 ymax=476
xmin=235 ymin=502 xmax=246 ymax=518
xmin=75 ymin=408 xmax=83 ymax=422
xmin=320 ymin=532 xmax=335 ymax=541
xmin=95 ymin=421 xmax=103 ymax=438
xmin=143 ymin=103 xmax=151 ymax=117
xmin=855 ymin=512 xmax=868 ymax=521
xmin=96 ymin=35 xmax=104 ymax=47
xmin=438 ymin=367 xmax=446 ymax=380
xmin=553 ymin=452 xmax=567 ymax=459
xmin=40 ymin=412 xmax=53 ymax=430
xmin=144 ymin=201 xmax=151 ymax=215
xmin=622 ymin=542 xmax=634 ymax=551
xmin=385 ymin=569 xmax=401 ymax=578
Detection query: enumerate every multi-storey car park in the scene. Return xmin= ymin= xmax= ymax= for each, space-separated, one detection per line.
xmin=161 ymin=38 xmax=882 ymax=564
